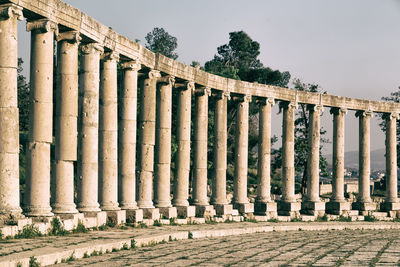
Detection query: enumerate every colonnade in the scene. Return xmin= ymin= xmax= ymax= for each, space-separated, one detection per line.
xmin=0 ymin=2 xmax=399 ymax=223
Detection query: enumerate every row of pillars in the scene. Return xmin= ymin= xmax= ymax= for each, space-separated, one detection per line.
xmin=0 ymin=4 xmax=398 ymax=220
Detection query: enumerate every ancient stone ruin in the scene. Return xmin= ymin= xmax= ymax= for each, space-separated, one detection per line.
xmin=0 ymin=0 xmax=399 ymax=234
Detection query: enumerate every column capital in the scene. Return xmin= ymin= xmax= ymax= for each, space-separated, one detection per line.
xmin=56 ymin=31 xmax=81 ymax=43
xmin=256 ymin=97 xmax=275 ymax=106
xmin=195 ymin=87 xmax=212 ymax=96
xmin=158 ymin=75 xmax=175 ymax=87
xmin=307 ymin=104 xmax=323 ymax=113
xmin=26 ymin=19 xmax=58 ymax=34
xmin=234 ymin=94 xmax=252 ymax=103
xmin=101 ymin=51 xmax=119 ymax=62
xmin=214 ymin=90 xmax=230 ymax=100
xmin=148 ymin=69 xmax=161 ymax=79
xmin=80 ymin=43 xmax=103 ymax=55
xmin=279 ymin=101 xmax=297 ymax=110
xmin=175 ymin=81 xmax=195 ymax=92
xmin=355 ymin=110 xmax=373 ymax=118
xmin=0 ymin=3 xmax=23 ymax=21
xmin=383 ymin=112 xmax=400 ymax=120
xmin=121 ymin=60 xmax=141 ymax=71
xmin=330 ymin=107 xmax=347 ymax=115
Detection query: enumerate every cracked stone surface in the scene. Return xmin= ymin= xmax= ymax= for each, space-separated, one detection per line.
xmin=45 ymin=227 xmax=400 ymax=267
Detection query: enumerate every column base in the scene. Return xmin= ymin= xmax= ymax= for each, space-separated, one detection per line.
xmin=326 ymin=201 xmax=351 ymax=215
xmin=352 ymin=202 xmax=377 ymax=211
xmin=77 ymin=203 xmax=101 ymax=213
xmin=142 ymin=208 xmax=160 ymax=220
xmin=301 ymin=201 xmax=325 ymax=216
xmin=137 ymin=200 xmax=154 ymax=209
xmin=106 ymin=210 xmax=126 ymax=225
xmin=195 ymin=205 xmax=216 ymax=218
xmin=100 ymin=203 xmax=121 ymax=211
xmin=233 ymin=203 xmax=254 ymax=215
xmin=82 ymin=211 xmax=107 ymax=228
xmin=23 ymin=206 xmax=53 ymax=217
xmin=176 ymin=206 xmax=196 ymax=218
xmin=277 ymin=201 xmax=301 ymax=216
xmin=214 ymin=204 xmax=233 ymax=216
xmin=380 ymin=202 xmax=400 ymax=212
xmin=120 ymin=202 xmax=138 ymax=210
xmin=52 ymin=203 xmax=79 ymax=215
xmin=254 ymin=201 xmax=277 ymax=215
xmin=159 ymin=207 xmax=177 ymax=219
xmin=125 ymin=209 xmax=143 ymax=223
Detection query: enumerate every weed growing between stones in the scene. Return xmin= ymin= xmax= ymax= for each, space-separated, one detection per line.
xmin=15 ymin=224 xmax=42 ymax=239
xmin=364 ymin=215 xmax=377 ymax=222
xmin=83 ymin=252 xmax=89 ymax=258
xmin=98 ymin=224 xmax=108 ymax=231
xmin=131 ymin=239 xmax=136 ymax=248
xmin=72 ymin=220 xmax=88 ymax=233
xmin=136 ymin=222 xmax=148 ymax=228
xmin=316 ymin=214 xmax=328 ymax=222
xmin=336 ymin=215 xmax=352 ymax=222
xmin=205 ymin=218 xmax=217 ymax=224
xmin=291 ymin=216 xmax=303 ymax=222
xmin=29 ymin=256 xmax=39 ymax=267
xmin=153 ymin=220 xmax=162 ymax=227
xmin=267 ymin=218 xmax=279 ymax=223
xmin=122 ymin=243 xmax=129 ymax=250
xmin=90 ymin=250 xmax=99 ymax=256
xmin=188 ymin=231 xmax=193 ymax=239
xmin=49 ymin=218 xmax=69 ymax=236
xmin=169 ymin=217 xmax=177 ymax=225
xmin=106 ymin=217 xmax=116 ymax=228
xmin=245 ymin=217 xmax=258 ymax=223
xmin=61 ymin=252 xmax=76 ymax=263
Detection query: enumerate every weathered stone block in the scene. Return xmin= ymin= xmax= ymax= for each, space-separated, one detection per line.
xmin=233 ymin=203 xmax=254 ymax=214
xmin=301 ymin=201 xmax=325 ymax=215
xmin=83 ymin=211 xmax=107 ymax=227
xmin=254 ymin=202 xmax=277 ymax=215
xmin=380 ymin=202 xmax=400 ymax=211
xmin=106 ymin=210 xmax=126 ymax=225
xmin=142 ymin=208 xmax=160 ymax=220
xmin=214 ymin=204 xmax=233 ymax=216
xmin=195 ymin=205 xmax=216 ymax=218
xmin=176 ymin=206 xmax=196 ymax=218
xmin=278 ymin=201 xmax=301 ymax=212
xmin=125 ymin=209 xmax=143 ymax=223
xmin=352 ymin=202 xmax=377 ymax=211
xmin=326 ymin=201 xmax=351 ymax=215
xmin=159 ymin=207 xmax=177 ymax=219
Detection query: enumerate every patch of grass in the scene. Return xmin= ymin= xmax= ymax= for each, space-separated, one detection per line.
xmin=153 ymin=220 xmax=162 ymax=227
xmin=49 ymin=218 xmax=69 ymax=236
xmin=316 ymin=214 xmax=328 ymax=222
xmin=72 ymin=220 xmax=88 ymax=234
xmin=178 ymin=255 xmax=189 ymax=260
xmin=15 ymin=224 xmax=42 ymax=239
xmin=245 ymin=217 xmax=258 ymax=223
xmin=112 ymin=248 xmax=118 ymax=252
xmin=29 ymin=256 xmax=39 ymax=267
xmin=169 ymin=217 xmax=177 ymax=226
xmin=188 ymin=231 xmax=193 ymax=239
xmin=336 ymin=215 xmax=352 ymax=222
xmin=90 ymin=250 xmax=99 ymax=257
xmin=106 ymin=217 xmax=116 ymax=228
xmin=137 ymin=222 xmax=148 ymax=228
xmin=291 ymin=216 xmax=303 ymax=222
xmin=364 ymin=214 xmax=377 ymax=222
xmin=131 ymin=239 xmax=136 ymax=248
xmin=122 ymin=243 xmax=129 ymax=250
xmin=83 ymin=252 xmax=89 ymax=258
xmin=98 ymin=224 xmax=108 ymax=231
xmin=119 ymin=225 xmax=128 ymax=230
xmin=267 ymin=218 xmax=279 ymax=223
xmin=16 ymin=262 xmax=22 ymax=267
xmin=205 ymin=218 xmax=217 ymax=224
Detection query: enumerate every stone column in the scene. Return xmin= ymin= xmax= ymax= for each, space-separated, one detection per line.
xmin=77 ymin=43 xmax=103 ymax=213
xmin=233 ymin=95 xmax=254 ymax=214
xmin=52 ymin=31 xmax=80 ymax=214
xmin=302 ymin=104 xmax=325 ymax=215
xmin=137 ymin=70 xmax=161 ymax=220
xmin=211 ymin=91 xmax=233 ymax=216
xmin=99 ymin=51 xmax=120 ymax=211
xmin=154 ymin=75 xmax=177 ymax=219
xmin=0 ymin=4 xmax=23 ymax=218
xmin=326 ymin=108 xmax=350 ymax=215
xmin=278 ymin=101 xmax=300 ymax=216
xmin=24 ymin=19 xmax=58 ymax=217
xmin=381 ymin=112 xmax=400 ymax=211
xmin=255 ymin=98 xmax=277 ymax=216
xmin=173 ymin=81 xmax=196 ymax=218
xmin=353 ymin=110 xmax=375 ymax=211
xmin=119 ymin=60 xmax=140 ymax=210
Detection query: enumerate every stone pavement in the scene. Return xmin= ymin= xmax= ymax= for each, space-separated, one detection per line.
xmin=52 ymin=228 xmax=400 ymax=267
xmin=1 ymin=221 xmax=400 ymax=266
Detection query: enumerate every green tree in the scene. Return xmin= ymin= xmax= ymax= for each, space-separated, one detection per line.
xmin=380 ymin=86 xmax=400 ymax=168
xmin=145 ymin=27 xmax=178 ymax=60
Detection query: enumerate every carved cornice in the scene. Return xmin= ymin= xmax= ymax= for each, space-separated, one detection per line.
xmin=101 ymin=51 xmax=119 ymax=62
xmin=0 ymin=4 xmax=23 ymax=21
xmin=330 ymin=107 xmax=347 ymax=116
xmin=26 ymin=19 xmax=58 ymax=34
xmin=56 ymin=31 xmax=81 ymax=43
xmin=80 ymin=43 xmax=103 ymax=55
xmin=121 ymin=60 xmax=141 ymax=72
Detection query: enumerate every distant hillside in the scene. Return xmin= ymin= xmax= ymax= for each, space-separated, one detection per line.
xmin=326 ymin=148 xmax=385 ymax=170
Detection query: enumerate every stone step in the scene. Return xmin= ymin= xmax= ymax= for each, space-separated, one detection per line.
xmin=300 ymin=215 xmax=315 ymax=222
xmin=348 ymin=210 xmax=359 ymax=216
xmin=276 ymin=216 xmax=291 ymax=222
xmin=231 ymin=209 xmax=239 ymax=216
xmin=372 ymin=212 xmax=389 ymax=218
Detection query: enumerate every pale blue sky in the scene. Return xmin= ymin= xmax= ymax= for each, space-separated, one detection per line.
xmin=18 ymin=0 xmax=400 ymax=156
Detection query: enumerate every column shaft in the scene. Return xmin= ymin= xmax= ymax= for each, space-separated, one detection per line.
xmin=385 ymin=113 xmax=398 ymax=203
xmin=119 ymin=61 xmax=140 ymax=210
xmin=77 ymin=43 xmax=103 ymax=212
xmin=331 ymin=108 xmax=346 ymax=202
xmin=211 ymin=91 xmax=229 ymax=205
xmin=99 ymin=52 xmax=120 ymax=211
xmin=0 ymin=4 xmax=23 ymax=216
xmin=233 ymin=95 xmax=251 ymax=204
xmin=137 ymin=70 xmax=160 ymax=209
xmin=193 ymin=88 xmax=211 ymax=206
xmin=173 ymin=82 xmax=194 ymax=207
xmin=154 ymin=76 xmax=174 ymax=208
xmin=52 ymin=32 xmax=80 ymax=214
xmin=25 ymin=19 xmax=58 ymax=217
xmin=356 ymin=110 xmax=372 ymax=203
xmin=305 ymin=105 xmax=321 ymax=202
xmin=256 ymin=99 xmax=273 ymax=203
xmin=281 ymin=102 xmax=296 ymax=202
